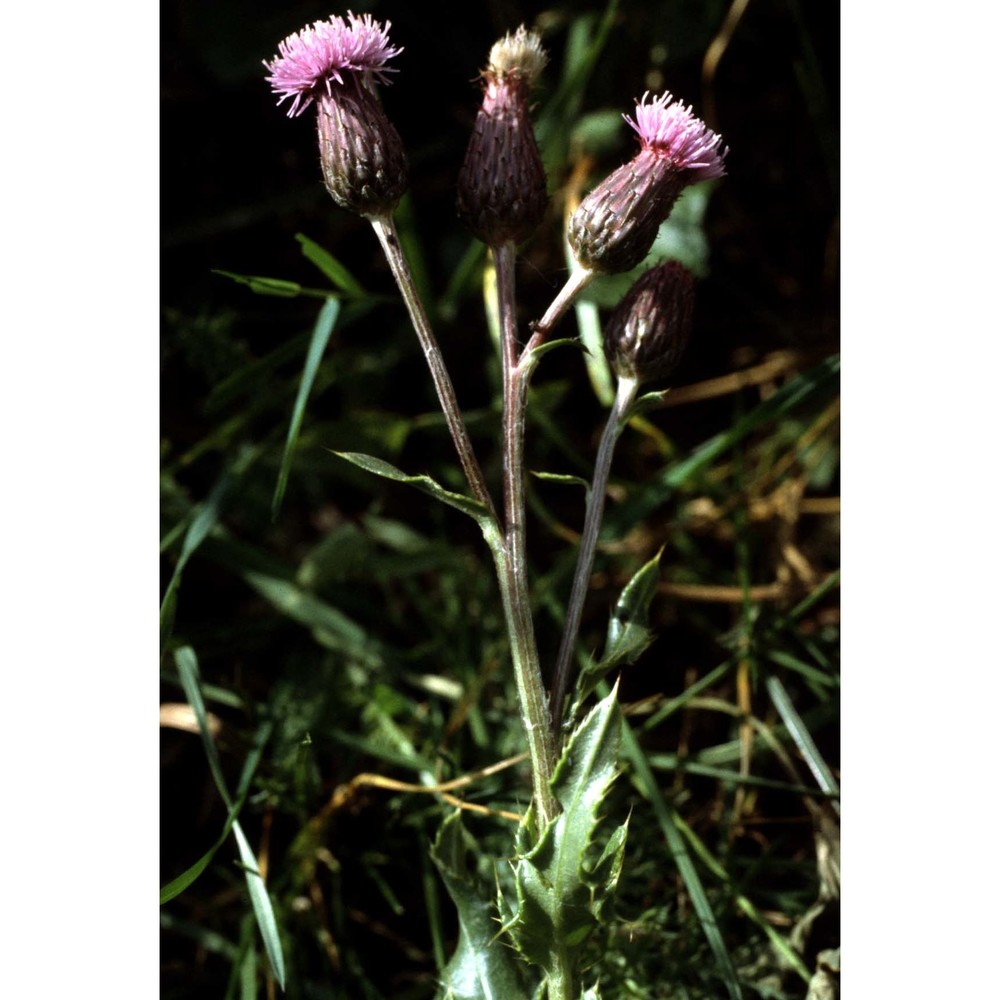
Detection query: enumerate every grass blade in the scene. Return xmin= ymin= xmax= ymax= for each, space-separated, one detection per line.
xmin=613 ymin=687 xmax=743 ymax=1000
xmin=173 ymin=647 xmax=286 ymax=990
xmin=272 ymin=296 xmax=341 ymax=519
xmin=161 ymin=471 xmax=232 ymax=650
xmin=176 ymin=647 xmax=233 ymax=805
xmin=240 ymin=568 xmax=388 ymax=668
xmin=666 ymin=356 xmax=840 ymax=488
xmin=765 ymin=675 xmax=840 ymax=809
xmin=606 ymin=356 xmax=839 ymax=534
xmin=232 ymin=823 xmax=286 ymax=991
xmin=296 ymin=233 xmax=367 ymax=296
xmin=669 ymin=811 xmax=811 ymax=983
xmin=160 ymin=720 xmax=272 ymax=904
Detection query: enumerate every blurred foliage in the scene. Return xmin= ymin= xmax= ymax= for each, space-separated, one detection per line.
xmin=161 ymin=0 xmax=839 ymax=997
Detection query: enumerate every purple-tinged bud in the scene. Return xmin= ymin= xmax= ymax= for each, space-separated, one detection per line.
xmin=568 ymin=91 xmax=727 ymax=275
xmin=265 ymin=13 xmax=408 ymax=219
xmin=457 ymin=26 xmax=548 ymax=246
xmin=603 ymin=262 xmax=695 ymax=384
xmin=315 ymin=79 xmax=408 ymax=218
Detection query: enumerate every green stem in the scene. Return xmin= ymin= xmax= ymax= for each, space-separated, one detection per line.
xmin=494 ymin=241 xmax=558 ymax=827
xmin=549 ymin=374 xmax=639 ymax=733
xmin=531 ymin=264 xmax=595 ymax=346
xmin=370 ymin=215 xmax=498 ymax=523
xmin=547 ymin=946 xmax=577 ymax=1000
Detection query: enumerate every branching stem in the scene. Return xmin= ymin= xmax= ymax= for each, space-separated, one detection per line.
xmin=530 ymin=265 xmax=596 ymax=350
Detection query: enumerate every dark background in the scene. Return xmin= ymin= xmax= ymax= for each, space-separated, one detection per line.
xmin=162 ymin=0 xmax=838 ymax=415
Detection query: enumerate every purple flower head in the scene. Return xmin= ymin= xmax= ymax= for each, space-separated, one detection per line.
xmin=264 ymin=12 xmax=403 ymax=117
xmin=624 ymin=91 xmax=728 ymax=182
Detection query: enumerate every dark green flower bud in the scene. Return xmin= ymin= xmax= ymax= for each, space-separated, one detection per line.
xmin=603 ymin=262 xmax=695 ymax=383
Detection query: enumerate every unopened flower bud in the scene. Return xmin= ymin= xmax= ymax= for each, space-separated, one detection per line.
xmin=569 ymin=92 xmax=727 ymax=275
xmin=265 ymin=13 xmax=408 ymax=219
xmin=457 ymin=26 xmax=548 ymax=246
xmin=603 ymin=262 xmax=695 ymax=384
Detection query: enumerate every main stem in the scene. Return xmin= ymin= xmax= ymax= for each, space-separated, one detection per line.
xmin=549 ymin=374 xmax=639 ymax=734
xmin=370 ymin=215 xmax=498 ymax=523
xmin=494 ymin=241 xmax=558 ymax=827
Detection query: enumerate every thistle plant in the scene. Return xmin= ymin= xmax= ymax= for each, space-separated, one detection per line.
xmin=258 ymin=13 xmax=730 ymax=999
xmin=161 ymin=6 xmax=846 ymax=996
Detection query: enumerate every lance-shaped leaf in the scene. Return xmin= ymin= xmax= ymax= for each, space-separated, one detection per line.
xmin=213 ymin=269 xmax=332 ymax=299
xmin=502 ymin=686 xmax=627 ymax=988
xmin=567 ymin=551 xmax=662 ymax=723
xmin=431 ymin=812 xmax=531 ymax=1000
xmin=333 ymin=452 xmax=493 ymax=528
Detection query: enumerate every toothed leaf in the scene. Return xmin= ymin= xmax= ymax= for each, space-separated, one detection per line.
xmin=505 ymin=686 xmax=625 ymax=989
xmin=567 ymin=552 xmax=662 ymax=725
xmin=431 ymin=812 xmax=531 ymax=1000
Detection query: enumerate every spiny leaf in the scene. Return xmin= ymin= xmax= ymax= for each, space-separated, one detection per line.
xmin=431 ymin=812 xmax=531 ymax=1000
xmin=628 ymin=388 xmax=672 ymax=417
xmin=530 ymin=470 xmax=591 ymax=494
xmin=568 ymin=551 xmax=662 ymax=722
xmin=505 ymin=686 xmax=625 ymax=986
xmin=604 ymin=549 xmax=662 ymax=654
xmin=526 ymin=337 xmax=585 ymax=363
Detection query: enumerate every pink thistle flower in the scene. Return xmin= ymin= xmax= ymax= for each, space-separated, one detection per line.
xmin=264 ymin=11 xmax=403 ymax=118
xmin=624 ymin=91 xmax=728 ymax=182
xmin=567 ymin=91 xmax=728 ymax=274
xmin=265 ymin=12 xmax=408 ymax=219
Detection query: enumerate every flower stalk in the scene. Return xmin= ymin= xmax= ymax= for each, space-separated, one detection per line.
xmin=551 ymin=261 xmax=696 ymax=730
xmin=549 ymin=373 xmax=638 ymax=732
xmin=369 ymin=216 xmax=497 ymax=521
